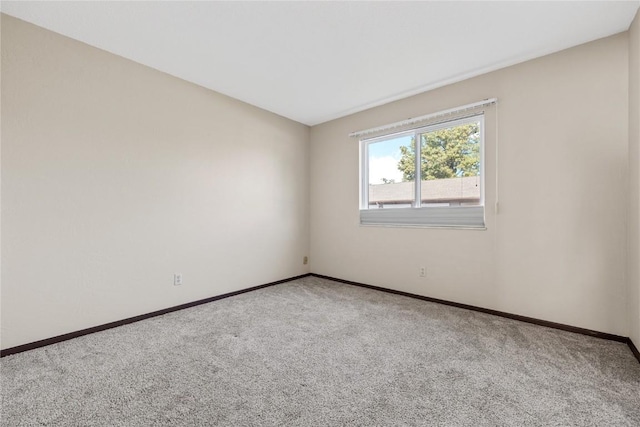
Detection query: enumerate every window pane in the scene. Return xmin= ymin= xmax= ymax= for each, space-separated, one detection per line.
xmin=419 ymin=121 xmax=481 ymax=206
xmin=367 ymin=135 xmax=414 ymax=209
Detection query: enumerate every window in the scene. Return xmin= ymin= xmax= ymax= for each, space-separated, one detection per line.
xmin=360 ymin=115 xmax=484 ymax=228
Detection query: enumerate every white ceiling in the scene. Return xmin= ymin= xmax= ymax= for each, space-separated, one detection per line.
xmin=2 ymin=1 xmax=639 ymax=126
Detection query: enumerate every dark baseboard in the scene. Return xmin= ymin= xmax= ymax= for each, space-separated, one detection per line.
xmin=4 ymin=272 xmax=638 ymax=365
xmin=0 ymin=273 xmax=311 ymax=358
xmin=628 ymin=338 xmax=640 ymax=364
xmin=310 ymin=274 xmax=630 ymax=344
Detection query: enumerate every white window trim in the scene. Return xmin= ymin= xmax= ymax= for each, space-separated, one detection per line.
xmin=359 ymin=114 xmax=485 ymax=229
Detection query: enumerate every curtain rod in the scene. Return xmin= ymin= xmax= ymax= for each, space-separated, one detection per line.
xmin=349 ymin=98 xmax=498 ymax=138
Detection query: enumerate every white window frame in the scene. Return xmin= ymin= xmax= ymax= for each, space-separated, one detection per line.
xmin=359 ymin=114 xmax=485 ymax=229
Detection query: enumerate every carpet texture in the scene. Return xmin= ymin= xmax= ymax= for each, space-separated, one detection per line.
xmin=1 ymin=276 xmax=639 ymax=426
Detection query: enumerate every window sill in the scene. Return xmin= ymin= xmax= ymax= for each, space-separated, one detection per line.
xmin=359 ymin=223 xmax=487 ymax=231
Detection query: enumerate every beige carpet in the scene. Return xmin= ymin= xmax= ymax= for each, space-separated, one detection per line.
xmin=2 ymin=276 xmax=639 ymax=426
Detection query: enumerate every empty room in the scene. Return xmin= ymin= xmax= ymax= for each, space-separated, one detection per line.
xmin=2 ymin=1 xmax=640 ymax=425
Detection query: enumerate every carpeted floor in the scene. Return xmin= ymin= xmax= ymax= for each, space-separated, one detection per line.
xmin=1 ymin=276 xmax=639 ymax=426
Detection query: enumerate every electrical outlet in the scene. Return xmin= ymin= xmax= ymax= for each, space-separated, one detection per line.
xmin=419 ymin=267 xmax=426 ymax=278
xmin=174 ymin=273 xmax=183 ymax=286
xmin=303 ymin=256 xmax=308 ymax=265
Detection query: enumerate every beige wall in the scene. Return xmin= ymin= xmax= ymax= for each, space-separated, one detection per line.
xmin=1 ymin=15 xmax=310 ymax=350
xmin=310 ymin=34 xmax=629 ymax=336
xmin=629 ymin=11 xmax=640 ymax=347
xmin=2 ymin=12 xmax=638 ymax=349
